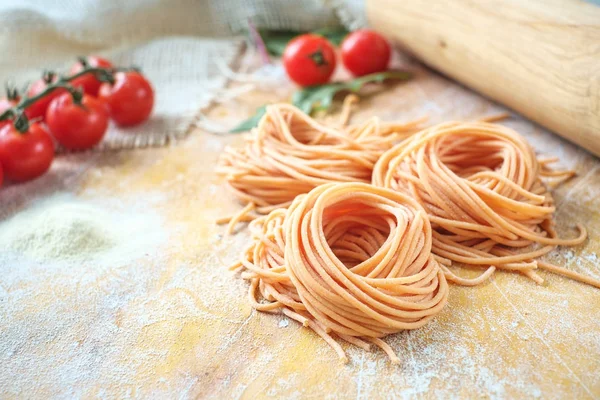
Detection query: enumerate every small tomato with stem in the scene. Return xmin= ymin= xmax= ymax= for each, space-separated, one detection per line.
xmin=46 ymin=92 xmax=109 ymax=150
xmin=98 ymin=71 xmax=154 ymax=127
xmin=283 ymin=34 xmax=337 ymax=87
xmin=0 ymin=117 xmax=54 ymax=182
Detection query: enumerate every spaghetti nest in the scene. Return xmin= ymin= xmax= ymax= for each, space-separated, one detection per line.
xmin=372 ymin=121 xmax=597 ymax=287
xmin=236 ymin=182 xmax=449 ymax=363
xmin=217 ymin=103 xmax=422 ymax=218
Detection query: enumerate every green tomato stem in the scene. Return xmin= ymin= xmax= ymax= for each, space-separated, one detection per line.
xmin=0 ymin=65 xmax=135 ymax=123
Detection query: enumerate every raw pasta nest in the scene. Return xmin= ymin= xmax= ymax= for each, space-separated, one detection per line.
xmin=238 ymin=182 xmax=449 ymax=362
xmin=372 ymin=121 xmax=587 ymax=285
xmin=217 ymin=103 xmax=421 ymax=214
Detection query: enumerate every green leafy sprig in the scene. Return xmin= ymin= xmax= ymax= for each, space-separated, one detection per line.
xmin=230 ymin=71 xmax=412 ymax=133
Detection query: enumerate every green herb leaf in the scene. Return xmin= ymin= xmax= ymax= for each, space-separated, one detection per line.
xmin=229 ymin=105 xmax=267 ymax=133
xmin=312 ymin=26 xmax=349 ymax=46
xmin=259 ymin=31 xmax=298 ymax=57
xmin=228 ymin=71 xmax=412 ymax=133
xmin=291 ymin=85 xmax=338 ymax=114
xmin=292 ymin=70 xmax=412 ymax=115
xmin=259 ymin=27 xmax=349 ymax=56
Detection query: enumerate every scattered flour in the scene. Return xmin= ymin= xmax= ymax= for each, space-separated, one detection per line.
xmin=278 ymin=319 xmax=289 ymax=328
xmin=555 ymin=249 xmax=600 ymax=279
xmin=583 ymin=253 xmax=598 ymax=264
xmin=563 ymin=250 xmax=575 ymax=262
xmin=0 ymin=191 xmax=174 ymax=398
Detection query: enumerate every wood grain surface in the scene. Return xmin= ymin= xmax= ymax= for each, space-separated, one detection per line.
xmin=367 ymin=0 xmax=600 ymax=156
xmin=1 ymin=55 xmax=599 ymax=399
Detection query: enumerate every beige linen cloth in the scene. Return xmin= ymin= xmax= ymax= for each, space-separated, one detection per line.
xmin=0 ymin=0 xmax=365 ymax=151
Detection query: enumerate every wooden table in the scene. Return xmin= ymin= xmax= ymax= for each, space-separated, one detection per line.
xmin=1 ymin=55 xmax=599 ymax=399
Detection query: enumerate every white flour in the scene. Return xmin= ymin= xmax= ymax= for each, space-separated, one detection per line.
xmin=0 ymin=193 xmax=166 ymax=269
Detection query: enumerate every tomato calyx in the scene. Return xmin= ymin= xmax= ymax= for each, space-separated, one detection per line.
xmin=12 ymin=113 xmax=31 ymax=134
xmin=4 ymin=83 xmax=20 ymax=102
xmin=77 ymin=56 xmax=90 ymax=68
xmin=42 ymin=70 xmax=57 ymax=85
xmin=307 ymin=47 xmax=329 ymax=67
xmin=70 ymin=87 xmax=86 ymax=108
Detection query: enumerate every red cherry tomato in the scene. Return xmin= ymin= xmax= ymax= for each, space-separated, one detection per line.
xmin=283 ymin=34 xmax=337 ymax=87
xmin=341 ymin=30 xmax=391 ymax=77
xmin=0 ymin=122 xmax=54 ymax=182
xmin=69 ymin=56 xmax=113 ymax=96
xmin=46 ymin=93 xmax=109 ymax=151
xmin=25 ymin=78 xmax=66 ymax=121
xmin=0 ymin=161 xmax=3 ymax=188
xmin=98 ymin=72 xmax=154 ymax=127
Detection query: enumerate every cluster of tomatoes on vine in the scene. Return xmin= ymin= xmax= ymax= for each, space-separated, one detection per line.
xmin=0 ymin=56 xmax=154 ymax=187
xmin=282 ymin=30 xmax=392 ymax=86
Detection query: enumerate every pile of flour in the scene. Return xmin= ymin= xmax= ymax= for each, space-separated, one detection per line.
xmin=0 ymin=193 xmax=166 ymax=267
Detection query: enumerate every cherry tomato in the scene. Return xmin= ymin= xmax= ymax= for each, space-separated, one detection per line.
xmin=98 ymin=72 xmax=154 ymax=127
xmin=69 ymin=56 xmax=113 ymax=96
xmin=46 ymin=93 xmax=109 ymax=150
xmin=0 ymin=122 xmax=54 ymax=182
xmin=0 ymin=162 xmax=3 ymax=188
xmin=24 ymin=77 xmax=66 ymax=121
xmin=283 ymin=34 xmax=337 ymax=87
xmin=341 ymin=30 xmax=391 ymax=77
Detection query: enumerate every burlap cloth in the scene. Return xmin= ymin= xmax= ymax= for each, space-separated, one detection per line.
xmin=0 ymin=0 xmax=365 ymax=151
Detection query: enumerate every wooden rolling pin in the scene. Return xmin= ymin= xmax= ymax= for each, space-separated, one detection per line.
xmin=367 ymin=0 xmax=600 ymax=157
